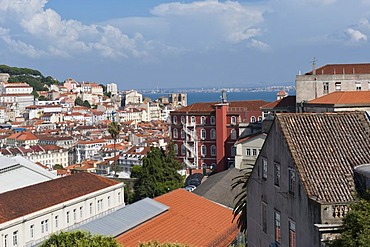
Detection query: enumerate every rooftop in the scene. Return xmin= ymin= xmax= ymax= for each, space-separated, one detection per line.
xmin=308 ymin=91 xmax=370 ymax=105
xmin=306 ymin=63 xmax=370 ymax=75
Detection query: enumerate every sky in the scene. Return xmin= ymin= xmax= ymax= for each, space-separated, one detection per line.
xmin=1 ymin=0 xmax=370 ymax=90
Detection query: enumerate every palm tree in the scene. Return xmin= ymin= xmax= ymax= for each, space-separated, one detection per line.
xmin=231 ymin=167 xmax=253 ymax=233
xmin=108 ymin=121 xmax=122 ymax=177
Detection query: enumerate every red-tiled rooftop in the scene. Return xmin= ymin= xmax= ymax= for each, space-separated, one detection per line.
xmin=0 ymin=172 xmax=120 ymax=224
xmin=306 ymin=63 xmax=370 ymax=75
xmin=308 ymin=91 xmax=370 ymax=105
xmin=174 ymin=100 xmax=268 ymax=113
xmin=261 ymin=96 xmax=296 ymax=110
xmin=117 ymin=189 xmax=239 ymax=247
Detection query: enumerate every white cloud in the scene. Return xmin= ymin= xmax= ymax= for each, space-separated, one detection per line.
xmin=344 ymin=28 xmax=368 ymax=42
xmin=248 ymin=39 xmax=271 ymax=51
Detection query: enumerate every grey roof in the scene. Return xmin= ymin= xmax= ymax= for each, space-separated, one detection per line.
xmin=77 ymin=198 xmax=169 ymax=237
xmin=0 ymin=156 xmax=56 ymax=194
xmin=277 ymin=112 xmax=370 ymax=204
xmin=193 ymin=168 xmax=244 ymax=209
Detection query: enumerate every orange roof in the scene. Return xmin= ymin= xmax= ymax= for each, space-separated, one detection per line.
xmin=308 ymin=91 xmax=370 ymax=105
xmin=306 ymin=63 xmax=370 ymax=75
xmin=117 ymin=189 xmax=239 ymax=247
xmin=7 ymin=131 xmax=38 ymax=141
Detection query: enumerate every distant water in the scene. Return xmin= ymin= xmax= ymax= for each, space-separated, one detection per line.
xmin=144 ymin=91 xmax=296 ymax=105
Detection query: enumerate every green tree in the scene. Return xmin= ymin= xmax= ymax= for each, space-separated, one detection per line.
xmin=40 ymin=231 xmax=120 ymax=247
xmin=134 ymin=143 xmax=184 ymax=200
xmin=38 ymin=96 xmax=48 ymax=101
xmin=329 ymin=198 xmax=370 ymax=247
xmin=108 ymin=121 xmax=122 ymax=177
xmin=83 ymin=100 xmax=91 ymax=108
xmin=75 ymin=96 xmax=84 ymax=106
xmin=231 ymin=167 xmax=253 ymax=233
xmin=31 ymin=90 xmax=39 ymax=99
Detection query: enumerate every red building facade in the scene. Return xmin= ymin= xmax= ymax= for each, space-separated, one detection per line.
xmin=170 ymin=100 xmax=267 ymax=172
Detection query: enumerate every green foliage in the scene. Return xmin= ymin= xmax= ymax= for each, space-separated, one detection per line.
xmin=83 ymin=100 xmax=91 ymax=108
xmin=2 ymin=64 xmax=60 ymax=92
xmin=130 ymin=165 xmax=143 ymax=179
xmin=75 ymin=96 xmax=84 ymax=106
xmin=31 ymin=90 xmax=39 ymax=99
xmin=38 ymin=96 xmax=49 ymax=101
xmin=108 ymin=122 xmax=122 ymax=177
xmin=133 ymin=143 xmax=184 ymax=201
xmin=138 ymin=241 xmax=189 ymax=247
xmin=328 ymin=198 xmax=370 ymax=247
xmin=231 ymin=167 xmax=253 ymax=233
xmin=53 ymin=164 xmax=64 ymax=170
xmin=40 ymin=231 xmax=120 ymax=247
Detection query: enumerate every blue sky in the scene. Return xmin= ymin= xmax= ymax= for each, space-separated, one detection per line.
xmin=0 ymin=0 xmax=370 ymax=89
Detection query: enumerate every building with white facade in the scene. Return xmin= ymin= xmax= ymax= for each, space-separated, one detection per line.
xmin=123 ymin=90 xmax=142 ymax=106
xmin=234 ymin=132 xmax=266 ymax=170
xmin=0 ymin=172 xmax=124 ymax=247
xmin=76 ymin=139 xmax=108 ymax=163
xmin=107 ymin=83 xmax=118 ymax=96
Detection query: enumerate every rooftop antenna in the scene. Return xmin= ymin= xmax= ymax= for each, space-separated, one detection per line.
xmin=311 ymin=57 xmax=317 ymax=75
xmin=221 ymin=90 xmax=227 ymax=103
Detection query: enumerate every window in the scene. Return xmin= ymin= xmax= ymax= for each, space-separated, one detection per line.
xmin=323 ymin=82 xmax=329 ymax=94
xmin=80 ymin=206 xmax=83 ymax=218
xmin=210 ymin=116 xmax=215 ymax=125
xmin=262 ymin=159 xmax=267 ymax=180
xmin=181 ymin=129 xmax=185 ymax=139
xmin=66 ymin=211 xmax=70 ymax=224
xmin=230 ymin=129 xmax=237 ymax=140
xmin=41 ymin=220 xmax=45 ymax=233
xmin=108 ymin=196 xmax=111 ymax=207
xmin=335 ymin=82 xmax=341 ymax=91
xmin=181 ymin=144 xmax=186 ymax=155
xmin=55 ymin=215 xmax=59 ymax=228
xmin=191 ymin=116 xmax=195 ymax=124
xmin=289 ymin=168 xmax=296 ymax=195
xmin=246 ymin=148 xmax=251 ymax=156
xmin=275 ymin=211 xmax=281 ymax=243
xmin=211 ymin=145 xmax=216 ymax=156
xmin=30 ymin=225 xmax=34 ymax=238
xmin=73 ymin=209 xmax=77 ymax=221
xmin=251 ymin=116 xmax=256 ymax=123
xmin=173 ymin=128 xmax=178 ymax=138
xmin=45 ymin=220 xmax=48 ymax=233
xmin=90 ymin=202 xmax=93 ymax=215
xmin=289 ymin=220 xmax=296 ymax=247
xmin=274 ymin=163 xmax=281 ymax=187
xmin=173 ymin=116 xmax=177 ymax=124
xmin=356 ymin=81 xmax=362 ymax=90
xmin=181 ymin=116 xmax=185 ymax=124
xmin=258 ymin=116 xmax=262 ymax=122
xmin=210 ymin=129 xmax=216 ymax=139
xmin=231 ymin=146 xmax=236 ymax=157
xmin=174 ymin=144 xmax=178 ymax=155
xmin=4 ymin=234 xmax=8 ymax=247
xmin=118 ymin=192 xmax=121 ymax=203
xmin=12 ymin=231 xmax=17 ymax=247
xmin=261 ymin=202 xmax=267 ymax=233
xmin=201 ymin=116 xmax=206 ymax=125
xmin=201 ymin=129 xmax=206 ymax=140
xmin=252 ymin=149 xmax=257 ymax=156
xmin=201 ymin=145 xmax=206 ymax=157
xmin=368 ymin=81 xmax=370 ymax=90
xmin=231 ymin=116 xmax=236 ymax=125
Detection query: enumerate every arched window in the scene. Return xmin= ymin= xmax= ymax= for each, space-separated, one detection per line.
xmin=173 ymin=128 xmax=178 ymax=138
xmin=258 ymin=116 xmax=262 ymax=122
xmin=174 ymin=144 xmax=178 ymax=154
xmin=210 ymin=116 xmax=216 ymax=125
xmin=251 ymin=116 xmax=256 ymax=123
xmin=211 ymin=145 xmax=216 ymax=156
xmin=230 ymin=129 xmax=237 ymax=140
xmin=231 ymin=116 xmax=236 ymax=124
xmin=181 ymin=144 xmax=186 ymax=155
xmin=173 ymin=116 xmax=177 ymax=124
xmin=181 ymin=129 xmax=185 ymax=139
xmin=210 ymin=129 xmax=216 ymax=139
xmin=201 ymin=129 xmax=206 ymax=140
xmin=181 ymin=116 xmax=185 ymax=124
xmin=201 ymin=145 xmax=206 ymax=156
xmin=201 ymin=116 xmax=206 ymax=125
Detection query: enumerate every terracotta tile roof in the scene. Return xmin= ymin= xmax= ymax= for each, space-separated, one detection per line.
xmin=117 ymin=189 xmax=238 ymax=247
xmin=261 ymin=96 xmax=296 ymax=110
xmin=0 ymin=172 xmax=120 ymax=224
xmin=308 ymin=91 xmax=370 ymax=105
xmin=7 ymin=131 xmax=38 ymax=141
xmin=277 ymin=112 xmax=370 ymax=203
xmin=306 ymin=63 xmax=370 ymax=75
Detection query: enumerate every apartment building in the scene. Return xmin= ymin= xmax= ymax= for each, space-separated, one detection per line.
xmin=76 ymin=139 xmax=108 ymax=163
xmin=170 ymin=99 xmax=267 ymax=172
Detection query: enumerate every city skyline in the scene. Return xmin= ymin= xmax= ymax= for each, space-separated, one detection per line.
xmin=1 ymin=0 xmax=370 ymax=89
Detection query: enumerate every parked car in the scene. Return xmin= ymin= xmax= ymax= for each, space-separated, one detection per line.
xmin=184 ymin=185 xmax=197 ymax=192
xmin=185 ymin=173 xmax=204 ymax=187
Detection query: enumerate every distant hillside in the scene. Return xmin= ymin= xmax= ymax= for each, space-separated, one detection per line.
xmin=0 ymin=65 xmax=60 ymax=92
